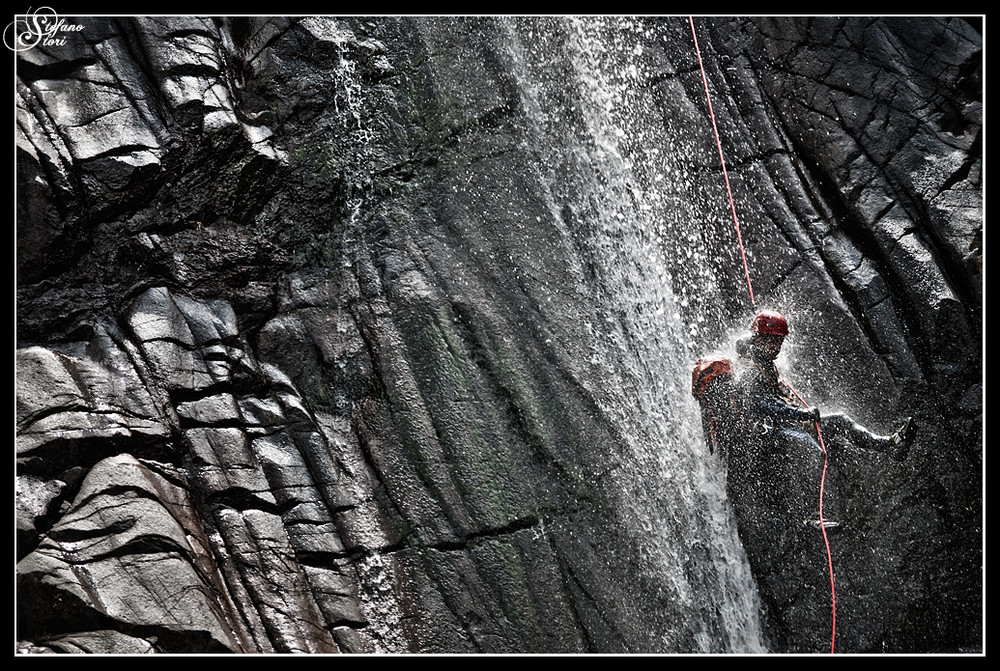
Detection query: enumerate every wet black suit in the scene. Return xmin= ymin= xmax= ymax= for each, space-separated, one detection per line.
xmin=722 ymin=344 xmax=897 ymax=650
xmin=729 ymin=348 xmax=896 ymax=519
xmin=727 ymin=354 xmax=820 ymax=525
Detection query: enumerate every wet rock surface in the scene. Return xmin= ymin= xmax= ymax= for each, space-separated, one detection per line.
xmin=16 ymin=16 xmax=980 ymax=653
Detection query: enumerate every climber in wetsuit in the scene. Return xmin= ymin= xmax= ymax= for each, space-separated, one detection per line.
xmin=730 ymin=310 xmax=915 ymax=528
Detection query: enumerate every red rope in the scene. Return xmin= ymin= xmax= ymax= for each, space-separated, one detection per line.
xmin=688 ymin=16 xmax=756 ymax=307
xmin=689 ymin=16 xmax=836 ymax=654
xmin=783 ymin=379 xmax=838 ymax=654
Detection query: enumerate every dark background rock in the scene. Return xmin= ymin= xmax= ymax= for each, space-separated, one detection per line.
xmin=15 ymin=15 xmax=981 ymax=654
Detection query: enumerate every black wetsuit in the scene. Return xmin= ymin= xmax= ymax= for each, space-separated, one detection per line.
xmin=722 ymin=339 xmax=902 ymax=651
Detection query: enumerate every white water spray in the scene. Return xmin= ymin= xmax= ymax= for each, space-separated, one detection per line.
xmin=498 ymin=16 xmax=766 ymax=652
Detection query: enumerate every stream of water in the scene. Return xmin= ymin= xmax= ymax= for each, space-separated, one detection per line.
xmin=497 ymin=16 xmax=766 ymax=653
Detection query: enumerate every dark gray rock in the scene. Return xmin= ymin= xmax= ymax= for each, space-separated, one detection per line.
xmin=16 ymin=15 xmax=980 ymax=654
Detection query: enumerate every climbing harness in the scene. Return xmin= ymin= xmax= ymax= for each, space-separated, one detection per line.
xmin=688 ymin=16 xmax=837 ymax=654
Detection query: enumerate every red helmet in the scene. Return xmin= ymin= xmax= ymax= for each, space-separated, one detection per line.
xmin=750 ymin=310 xmax=789 ymax=336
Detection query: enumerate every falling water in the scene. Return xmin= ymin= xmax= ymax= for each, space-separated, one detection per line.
xmin=317 ymin=14 xmax=768 ymax=652
xmin=496 ymin=16 xmax=766 ymax=652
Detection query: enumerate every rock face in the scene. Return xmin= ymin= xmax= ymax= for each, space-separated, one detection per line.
xmin=16 ymin=15 xmax=981 ymax=654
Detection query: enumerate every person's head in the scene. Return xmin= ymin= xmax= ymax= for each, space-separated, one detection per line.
xmin=749 ymin=310 xmax=788 ymax=360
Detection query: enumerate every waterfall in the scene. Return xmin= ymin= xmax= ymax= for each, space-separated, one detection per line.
xmin=287 ymin=14 xmax=767 ymax=652
xmin=496 ymin=16 xmax=766 ymax=653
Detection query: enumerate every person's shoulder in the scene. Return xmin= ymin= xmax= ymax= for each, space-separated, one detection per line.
xmin=736 ymin=357 xmax=775 ymax=387
xmin=732 ymin=357 xmax=758 ymax=382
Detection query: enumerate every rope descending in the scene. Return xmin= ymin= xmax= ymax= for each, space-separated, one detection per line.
xmin=688 ymin=16 xmax=756 ymax=307
xmin=688 ymin=16 xmax=837 ymax=654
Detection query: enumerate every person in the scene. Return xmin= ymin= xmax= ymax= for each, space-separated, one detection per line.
xmin=730 ymin=309 xmax=915 ymax=528
xmin=710 ymin=309 xmax=917 ymax=651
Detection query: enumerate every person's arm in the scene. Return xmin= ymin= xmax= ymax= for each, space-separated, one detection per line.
xmin=739 ymin=368 xmax=815 ymax=423
xmin=745 ymin=391 xmax=816 ymax=423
